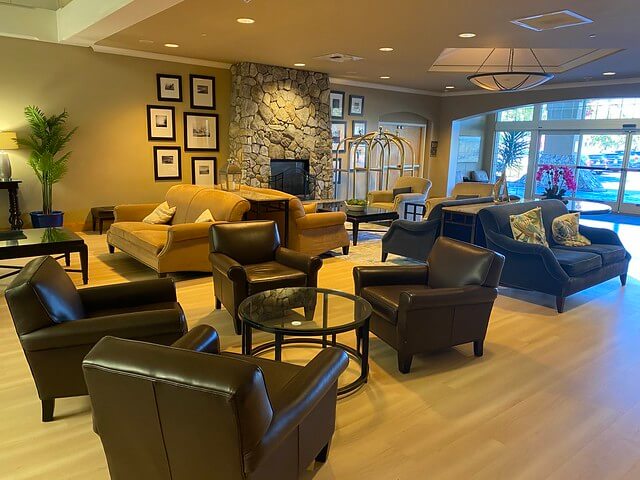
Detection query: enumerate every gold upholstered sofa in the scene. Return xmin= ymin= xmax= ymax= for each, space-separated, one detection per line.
xmin=107 ymin=185 xmax=250 ymax=275
xmin=239 ymin=185 xmax=350 ymax=256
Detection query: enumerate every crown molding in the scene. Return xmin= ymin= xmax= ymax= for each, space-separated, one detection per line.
xmin=91 ymin=45 xmax=232 ymax=69
xmin=329 ymin=77 xmax=441 ymax=97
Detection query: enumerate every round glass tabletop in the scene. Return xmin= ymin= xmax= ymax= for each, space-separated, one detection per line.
xmin=238 ymin=287 xmax=372 ymax=335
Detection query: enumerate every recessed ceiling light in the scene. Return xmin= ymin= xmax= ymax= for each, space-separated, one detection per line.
xmin=236 ymin=17 xmax=255 ymax=24
xmin=164 ymin=43 xmax=179 ymax=48
xmin=379 ymin=76 xmax=391 ymax=79
xmin=139 ymin=39 xmax=154 ymax=44
xmin=589 ymin=34 xmax=597 ymax=38
xmin=379 ymin=47 xmax=394 ymax=52
xmin=602 ymin=71 xmax=617 ymax=76
xmin=201 ymin=33 xmax=207 ymax=37
xmin=458 ymin=32 xmax=476 ymax=38
xmin=445 ymin=86 xmax=455 ymax=89
xmin=294 ymin=63 xmax=306 ymax=67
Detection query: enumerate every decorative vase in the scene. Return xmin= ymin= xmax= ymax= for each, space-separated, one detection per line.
xmin=0 ymin=153 xmax=12 ymax=181
xmin=30 ymin=211 xmax=64 ymax=228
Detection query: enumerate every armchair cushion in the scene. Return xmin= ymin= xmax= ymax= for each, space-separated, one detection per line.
xmin=550 ymin=248 xmax=602 ymax=276
xmin=361 ymin=285 xmax=431 ymax=324
xmin=245 ymin=262 xmax=307 ymax=294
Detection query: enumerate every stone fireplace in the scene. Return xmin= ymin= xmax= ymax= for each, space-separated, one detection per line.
xmin=229 ymin=62 xmax=333 ymax=199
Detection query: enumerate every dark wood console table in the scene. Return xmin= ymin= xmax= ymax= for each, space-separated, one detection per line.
xmin=0 ymin=180 xmax=23 ymax=230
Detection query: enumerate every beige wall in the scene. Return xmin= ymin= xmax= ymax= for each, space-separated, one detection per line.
xmin=0 ymin=36 xmax=230 ymax=230
xmin=435 ymin=82 xmax=640 ymax=195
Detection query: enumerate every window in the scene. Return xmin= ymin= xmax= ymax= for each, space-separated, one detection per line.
xmin=497 ymin=106 xmax=534 ymax=122
xmin=492 ymin=131 xmax=532 ymax=198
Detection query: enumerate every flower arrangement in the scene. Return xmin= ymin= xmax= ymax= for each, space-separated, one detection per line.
xmin=535 ymin=165 xmax=577 ymax=201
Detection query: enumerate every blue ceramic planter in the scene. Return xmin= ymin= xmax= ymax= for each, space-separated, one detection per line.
xmin=30 ymin=211 xmax=64 ymax=228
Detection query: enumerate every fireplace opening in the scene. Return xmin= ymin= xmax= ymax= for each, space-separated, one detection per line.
xmin=269 ymin=159 xmax=316 ymax=199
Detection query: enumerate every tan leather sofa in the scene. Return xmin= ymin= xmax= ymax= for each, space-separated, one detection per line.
xmin=240 ymin=185 xmax=350 ymax=256
xmin=368 ymin=176 xmax=432 ymax=217
xmin=107 ymin=185 xmax=250 ymax=275
xmin=425 ymin=181 xmax=495 ymax=215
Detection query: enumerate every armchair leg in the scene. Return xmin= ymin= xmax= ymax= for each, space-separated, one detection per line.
xmin=214 ymin=297 xmax=221 ymax=310
xmin=397 ymin=352 xmax=413 ymax=374
xmin=315 ymin=441 xmax=331 ymax=463
xmin=473 ymin=340 xmax=484 ymax=357
xmin=342 ymin=245 xmax=350 ymax=255
xmin=621 ymin=274 xmax=628 ymax=286
xmin=108 ymin=244 xmax=115 ymax=254
xmin=556 ymin=296 xmax=566 ymax=313
xmin=42 ymin=399 xmax=54 ymax=422
xmin=381 ymin=251 xmax=388 ymax=262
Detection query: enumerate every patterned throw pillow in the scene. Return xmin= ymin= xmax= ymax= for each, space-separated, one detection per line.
xmin=142 ymin=201 xmax=176 ymax=224
xmin=552 ymin=212 xmax=591 ymax=247
xmin=509 ymin=207 xmax=549 ymax=246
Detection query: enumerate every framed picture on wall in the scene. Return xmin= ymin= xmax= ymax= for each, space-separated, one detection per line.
xmin=147 ymin=105 xmax=176 ymax=140
xmin=191 ymin=156 xmax=217 ymax=186
xmin=352 ymin=120 xmax=367 ymax=136
xmin=349 ymin=95 xmax=365 ymax=116
xmin=190 ymin=74 xmax=216 ymax=109
xmin=331 ymin=121 xmax=347 ymax=152
xmin=153 ymin=146 xmax=182 ymax=181
xmin=156 ymin=74 xmax=182 ymax=102
xmin=184 ymin=112 xmax=219 ymax=151
xmin=330 ymin=91 xmax=345 ymax=119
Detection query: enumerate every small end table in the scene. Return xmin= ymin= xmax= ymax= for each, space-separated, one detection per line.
xmin=91 ymin=206 xmax=115 ymax=234
xmin=0 ymin=180 xmax=23 ymax=230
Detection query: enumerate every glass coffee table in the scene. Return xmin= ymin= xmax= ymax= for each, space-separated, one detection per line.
xmin=238 ymin=287 xmax=372 ymax=395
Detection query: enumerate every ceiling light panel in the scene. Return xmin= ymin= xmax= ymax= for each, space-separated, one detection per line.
xmin=511 ymin=10 xmax=593 ymax=32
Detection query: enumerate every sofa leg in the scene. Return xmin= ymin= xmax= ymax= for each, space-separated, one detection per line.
xmin=342 ymin=245 xmax=350 ymax=255
xmin=315 ymin=441 xmax=331 ymax=463
xmin=214 ymin=297 xmax=222 ymax=310
xmin=381 ymin=251 xmax=388 ymax=262
xmin=556 ymin=296 xmax=566 ymax=313
xmin=42 ymin=399 xmax=54 ymax=422
xmin=621 ymin=274 xmax=628 ymax=286
xmin=397 ymin=352 xmax=413 ymax=374
xmin=473 ymin=340 xmax=484 ymax=357
xmin=108 ymin=244 xmax=115 ymax=254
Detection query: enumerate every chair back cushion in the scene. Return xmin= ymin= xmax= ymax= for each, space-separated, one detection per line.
xmin=470 ymin=170 xmax=490 ymax=182
xmin=394 ymin=176 xmax=431 ymax=195
xmin=5 ymin=256 xmax=85 ymax=335
xmin=427 ymin=237 xmax=504 ymax=288
xmin=83 ymin=337 xmax=273 ymax=479
xmin=210 ymin=220 xmax=280 ymax=265
xmin=451 ymin=182 xmax=494 ymax=198
xmin=478 ymin=199 xmax=568 ymax=243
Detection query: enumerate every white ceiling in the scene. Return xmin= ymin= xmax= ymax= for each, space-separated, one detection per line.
xmin=0 ymin=0 xmax=71 ymax=10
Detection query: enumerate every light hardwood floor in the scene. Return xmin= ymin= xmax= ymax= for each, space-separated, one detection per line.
xmin=1 ymin=228 xmax=639 ymax=480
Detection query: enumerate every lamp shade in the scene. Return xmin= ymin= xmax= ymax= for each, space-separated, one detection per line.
xmin=467 ymin=72 xmax=554 ymax=92
xmin=0 ymin=132 xmax=18 ymax=150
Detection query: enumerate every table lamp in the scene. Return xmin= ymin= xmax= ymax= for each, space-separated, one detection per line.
xmin=0 ymin=131 xmax=18 ymax=182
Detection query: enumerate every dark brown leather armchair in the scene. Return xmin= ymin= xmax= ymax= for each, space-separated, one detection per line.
xmin=83 ymin=324 xmax=349 ymax=480
xmin=4 ymin=255 xmax=187 ymax=422
xmin=210 ymin=220 xmax=323 ymax=334
xmin=354 ymin=237 xmax=504 ymax=373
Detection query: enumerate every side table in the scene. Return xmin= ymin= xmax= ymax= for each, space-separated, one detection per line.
xmin=0 ymin=180 xmax=23 ymax=230
xmin=91 ymin=206 xmax=115 ymax=234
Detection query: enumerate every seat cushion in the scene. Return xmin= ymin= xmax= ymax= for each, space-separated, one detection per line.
xmin=87 ymin=302 xmax=179 ymax=318
xmin=110 ymin=222 xmax=170 ymax=244
xmin=550 ymin=247 xmax=602 ymax=276
xmin=360 ymin=284 xmax=431 ymax=325
xmin=244 ymin=261 xmax=307 ymax=294
xmin=369 ymin=202 xmax=395 ymax=211
xmin=555 ymin=244 xmax=626 ymax=266
xmin=129 ymin=230 xmax=168 ymax=255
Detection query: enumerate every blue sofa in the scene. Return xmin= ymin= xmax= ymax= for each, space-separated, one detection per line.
xmin=478 ymin=200 xmax=630 ymax=312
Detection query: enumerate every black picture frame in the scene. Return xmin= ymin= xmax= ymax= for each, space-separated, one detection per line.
xmin=184 ymin=112 xmax=219 ymax=152
xmin=331 ymin=121 xmax=347 ymax=153
xmin=349 ymin=95 xmax=365 ymax=116
xmin=189 ymin=74 xmax=216 ymax=109
xmin=147 ymin=105 xmax=176 ymax=141
xmin=191 ymin=156 xmax=218 ymax=186
xmin=330 ymin=91 xmax=345 ymax=119
xmin=156 ymin=74 xmax=182 ymax=102
xmin=352 ymin=120 xmax=367 ymax=137
xmin=153 ymin=146 xmax=182 ymax=181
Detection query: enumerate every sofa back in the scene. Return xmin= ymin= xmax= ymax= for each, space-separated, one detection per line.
xmin=451 ymin=182 xmax=494 ymax=198
xmin=478 ymin=199 xmax=568 ymax=242
xmin=165 ymin=185 xmax=250 ymax=224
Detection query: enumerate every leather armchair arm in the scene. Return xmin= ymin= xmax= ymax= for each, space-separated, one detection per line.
xmin=367 ymin=190 xmax=393 ymax=204
xmin=275 ymin=247 xmax=323 ymax=276
xmin=166 ymin=222 xmax=213 ymax=243
xmin=382 ymin=218 xmax=440 ymax=241
xmin=302 ymin=202 xmax=317 ymax=214
xmin=171 ymin=324 xmax=220 ymax=354
xmin=21 ymin=309 xmax=186 ymax=352
xmin=114 ymin=203 xmax=159 ymax=222
xmin=296 ymin=211 xmax=346 ymax=230
xmin=579 ymin=225 xmax=624 ymax=246
xmin=353 ymin=265 xmax=429 ymax=294
xmin=484 ymin=230 xmax=568 ymax=281
xmin=399 ymin=285 xmax=497 ymax=310
xmin=79 ymin=278 xmax=177 ymax=313
xmin=394 ymin=192 xmax=426 ymax=207
xmin=209 ymin=252 xmax=247 ymax=282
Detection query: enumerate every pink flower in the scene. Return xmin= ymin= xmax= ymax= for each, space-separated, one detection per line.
xmin=536 ymin=165 xmax=577 ymax=192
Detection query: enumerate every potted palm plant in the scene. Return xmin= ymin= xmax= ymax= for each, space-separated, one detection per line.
xmin=17 ymin=106 xmax=77 ymax=227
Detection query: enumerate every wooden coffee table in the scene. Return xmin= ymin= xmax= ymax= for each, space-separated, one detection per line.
xmin=0 ymin=228 xmax=88 ymax=284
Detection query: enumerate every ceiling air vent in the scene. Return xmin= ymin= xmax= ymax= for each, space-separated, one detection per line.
xmin=511 ymin=10 xmax=593 ymax=32
xmin=313 ymin=53 xmax=364 ymax=63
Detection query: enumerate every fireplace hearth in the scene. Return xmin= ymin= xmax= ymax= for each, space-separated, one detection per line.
xmin=269 ymin=159 xmax=316 ymax=199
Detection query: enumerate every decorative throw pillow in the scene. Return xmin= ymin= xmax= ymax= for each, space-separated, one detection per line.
xmin=552 ymin=213 xmax=591 ymax=247
xmin=195 ymin=209 xmax=215 ymax=223
xmin=142 ymin=201 xmax=176 ymax=224
xmin=509 ymin=207 xmax=549 ymax=246
xmin=392 ymin=186 xmax=412 ymax=198
xmin=455 ymin=194 xmax=480 ymax=200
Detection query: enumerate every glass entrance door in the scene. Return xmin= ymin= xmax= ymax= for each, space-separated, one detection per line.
xmin=619 ymin=134 xmax=640 ymax=213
